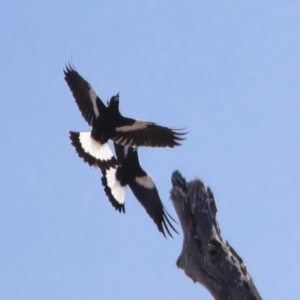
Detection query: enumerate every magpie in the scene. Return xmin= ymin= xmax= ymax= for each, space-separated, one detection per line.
xmin=64 ymin=64 xmax=186 ymax=169
xmin=101 ymin=142 xmax=178 ymax=238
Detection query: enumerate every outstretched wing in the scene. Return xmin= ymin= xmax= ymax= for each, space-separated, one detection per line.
xmin=129 ymin=177 xmax=178 ymax=238
xmin=112 ymin=119 xmax=186 ymax=148
xmin=64 ymin=64 xmax=106 ymax=126
xmin=113 ymin=143 xmax=178 ymax=237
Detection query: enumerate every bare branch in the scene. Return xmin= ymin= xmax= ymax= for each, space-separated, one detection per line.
xmin=170 ymin=170 xmax=262 ymax=300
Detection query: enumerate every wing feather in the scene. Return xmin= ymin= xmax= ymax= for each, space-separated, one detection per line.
xmin=129 ymin=178 xmax=178 ymax=238
xmin=64 ymin=64 xmax=106 ymax=126
xmin=112 ymin=122 xmax=186 ymax=148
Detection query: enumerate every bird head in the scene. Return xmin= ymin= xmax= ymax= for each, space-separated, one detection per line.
xmin=108 ymin=93 xmax=120 ymax=107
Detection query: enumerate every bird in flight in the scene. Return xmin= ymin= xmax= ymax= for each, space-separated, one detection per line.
xmin=64 ymin=64 xmax=185 ymax=169
xmin=64 ymin=64 xmax=182 ymax=237
xmin=101 ymin=142 xmax=178 ymax=237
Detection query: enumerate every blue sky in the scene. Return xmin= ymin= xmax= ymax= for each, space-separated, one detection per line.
xmin=1 ymin=1 xmax=300 ymax=299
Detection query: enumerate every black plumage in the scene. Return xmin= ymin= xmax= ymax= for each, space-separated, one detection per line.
xmin=101 ymin=143 xmax=178 ymax=238
xmin=64 ymin=63 xmax=180 ymax=237
xmin=64 ymin=64 xmax=186 ymax=168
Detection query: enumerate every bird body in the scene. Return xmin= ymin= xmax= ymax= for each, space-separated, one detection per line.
xmin=90 ymin=95 xmax=120 ymax=144
xmin=101 ymin=143 xmax=177 ymax=237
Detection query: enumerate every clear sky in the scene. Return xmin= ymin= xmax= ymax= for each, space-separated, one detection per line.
xmin=1 ymin=1 xmax=300 ymax=299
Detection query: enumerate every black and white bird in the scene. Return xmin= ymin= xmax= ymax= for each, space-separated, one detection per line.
xmin=101 ymin=142 xmax=178 ymax=238
xmin=64 ymin=64 xmax=185 ymax=169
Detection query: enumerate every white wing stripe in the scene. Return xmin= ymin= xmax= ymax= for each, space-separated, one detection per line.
xmin=115 ymin=121 xmax=150 ymax=132
xmin=135 ymin=175 xmax=155 ymax=189
xmin=88 ymin=87 xmax=100 ymax=117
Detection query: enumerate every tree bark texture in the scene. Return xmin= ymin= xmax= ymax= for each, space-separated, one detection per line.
xmin=170 ymin=170 xmax=262 ymax=300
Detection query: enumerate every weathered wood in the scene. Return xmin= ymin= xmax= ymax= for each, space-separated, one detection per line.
xmin=170 ymin=170 xmax=262 ymax=300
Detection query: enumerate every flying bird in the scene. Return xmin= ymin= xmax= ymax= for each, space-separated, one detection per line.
xmin=101 ymin=142 xmax=178 ymax=238
xmin=64 ymin=64 xmax=185 ymax=168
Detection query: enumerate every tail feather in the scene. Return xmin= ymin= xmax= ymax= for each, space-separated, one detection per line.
xmin=101 ymin=166 xmax=126 ymax=213
xmin=69 ymin=131 xmax=118 ymax=169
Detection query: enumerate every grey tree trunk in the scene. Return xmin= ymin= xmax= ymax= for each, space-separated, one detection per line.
xmin=170 ymin=170 xmax=262 ymax=300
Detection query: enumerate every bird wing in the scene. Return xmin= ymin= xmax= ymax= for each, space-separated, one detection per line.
xmin=112 ymin=119 xmax=186 ymax=148
xmin=129 ymin=178 xmax=178 ymax=238
xmin=64 ymin=64 xmax=106 ymax=126
xmin=114 ymin=142 xmax=177 ymax=237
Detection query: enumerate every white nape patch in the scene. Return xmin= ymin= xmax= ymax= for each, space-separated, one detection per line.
xmin=135 ymin=175 xmax=155 ymax=189
xmin=79 ymin=132 xmax=113 ymax=160
xmin=88 ymin=87 xmax=100 ymax=117
xmin=115 ymin=121 xmax=150 ymax=132
xmin=123 ymin=146 xmax=130 ymax=157
xmin=106 ymin=168 xmax=126 ymax=204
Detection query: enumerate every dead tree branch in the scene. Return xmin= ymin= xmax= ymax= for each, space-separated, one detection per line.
xmin=170 ymin=170 xmax=262 ymax=300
